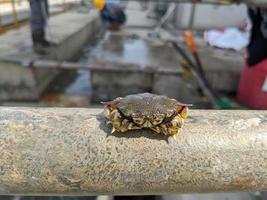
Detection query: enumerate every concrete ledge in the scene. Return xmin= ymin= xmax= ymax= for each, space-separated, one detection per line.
xmin=0 ymin=107 xmax=266 ymax=195
xmin=0 ymin=9 xmax=100 ymax=101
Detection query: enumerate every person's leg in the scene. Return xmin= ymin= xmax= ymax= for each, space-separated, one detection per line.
xmin=29 ymin=0 xmax=46 ymax=54
xmin=29 ymin=0 xmax=43 ymax=33
xmin=40 ymin=0 xmax=56 ymax=47
xmin=29 ymin=0 xmax=55 ymax=54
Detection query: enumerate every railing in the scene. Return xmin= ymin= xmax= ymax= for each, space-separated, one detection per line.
xmin=0 ymin=0 xmax=267 ymax=33
xmin=0 ymin=107 xmax=266 ymax=195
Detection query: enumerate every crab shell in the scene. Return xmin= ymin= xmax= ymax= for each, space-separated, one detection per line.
xmin=102 ymin=93 xmax=192 ymax=137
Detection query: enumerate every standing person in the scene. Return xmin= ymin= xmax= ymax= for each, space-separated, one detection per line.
xmin=237 ymin=7 xmax=267 ymax=109
xmin=29 ymin=0 xmax=56 ymax=54
xmin=246 ymin=8 xmax=267 ymax=66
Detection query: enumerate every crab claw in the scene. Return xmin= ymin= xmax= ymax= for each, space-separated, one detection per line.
xmin=100 ymin=100 xmax=119 ymax=106
xmin=101 ymin=97 xmax=123 ymax=106
xmin=176 ymin=105 xmax=191 ymax=119
xmin=111 ymin=127 xmax=116 ymax=133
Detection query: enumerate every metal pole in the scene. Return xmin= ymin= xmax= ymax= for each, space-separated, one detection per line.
xmin=0 ymin=57 xmax=183 ymax=75
xmin=63 ymin=0 xmax=66 ymax=11
xmin=0 ymin=12 xmax=2 ymax=33
xmin=30 ymin=59 xmax=183 ymax=74
xmin=11 ymin=0 xmax=18 ymax=25
xmin=0 ymin=107 xmax=267 ymax=195
xmin=189 ymin=4 xmax=196 ymax=29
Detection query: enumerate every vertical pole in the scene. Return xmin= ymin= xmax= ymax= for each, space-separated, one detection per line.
xmin=189 ymin=3 xmax=196 ymax=29
xmin=63 ymin=0 xmax=66 ymax=11
xmin=11 ymin=0 xmax=18 ymax=25
xmin=0 ymin=12 xmax=2 ymax=33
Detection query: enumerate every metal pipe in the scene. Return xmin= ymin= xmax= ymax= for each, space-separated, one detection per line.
xmin=0 ymin=107 xmax=267 ymax=195
xmin=0 ymin=13 xmax=2 ymax=32
xmin=0 ymin=57 xmax=183 ymax=75
xmin=30 ymin=60 xmax=183 ymax=75
xmin=154 ymin=3 xmax=177 ymax=30
xmin=189 ymin=4 xmax=196 ymax=29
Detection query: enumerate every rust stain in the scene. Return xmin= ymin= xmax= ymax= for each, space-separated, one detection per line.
xmin=232 ymin=176 xmax=256 ymax=189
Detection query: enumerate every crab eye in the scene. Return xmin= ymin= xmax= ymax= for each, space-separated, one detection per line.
xmin=153 ymin=119 xmax=163 ymax=125
xmin=152 ymin=118 xmax=163 ymax=125
xmin=131 ymin=113 xmax=139 ymax=118
xmin=152 ymin=115 xmax=164 ymax=125
xmin=132 ymin=117 xmax=144 ymax=125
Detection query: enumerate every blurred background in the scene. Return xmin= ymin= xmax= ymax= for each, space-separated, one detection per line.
xmin=0 ymin=0 xmax=266 ymax=199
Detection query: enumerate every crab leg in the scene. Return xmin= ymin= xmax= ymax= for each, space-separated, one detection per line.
xmin=109 ymin=109 xmax=124 ymax=133
xmin=170 ymin=115 xmax=184 ymax=128
xmin=151 ymin=126 xmax=161 ymax=134
xmin=107 ymin=109 xmax=141 ymax=133
xmin=167 ymin=115 xmax=184 ymax=135
xmin=151 ymin=115 xmax=184 ymax=136
xmin=127 ymin=122 xmax=142 ymax=131
xmin=103 ymin=105 xmax=112 ymax=121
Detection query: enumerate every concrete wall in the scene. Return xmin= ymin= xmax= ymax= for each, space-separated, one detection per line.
xmin=174 ymin=3 xmax=248 ymax=29
xmin=0 ymin=62 xmax=38 ymax=100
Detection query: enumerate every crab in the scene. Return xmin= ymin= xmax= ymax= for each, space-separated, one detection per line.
xmin=102 ymin=93 xmax=192 ymax=138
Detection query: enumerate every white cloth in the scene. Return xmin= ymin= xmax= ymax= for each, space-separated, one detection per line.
xmin=204 ymin=27 xmax=250 ymax=51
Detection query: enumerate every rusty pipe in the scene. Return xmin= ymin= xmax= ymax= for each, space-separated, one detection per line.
xmin=0 ymin=107 xmax=267 ymax=195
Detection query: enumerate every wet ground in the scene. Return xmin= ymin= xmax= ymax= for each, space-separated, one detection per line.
xmin=35 ymin=30 xmax=206 ymax=108
xmin=39 ymin=30 xmax=185 ymax=107
xmin=39 ymin=69 xmax=92 ymax=107
xmin=38 ymin=28 xmax=241 ymax=109
xmin=87 ymin=32 xmax=182 ymax=69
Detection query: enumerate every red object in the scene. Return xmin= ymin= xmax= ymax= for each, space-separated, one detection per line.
xmin=237 ymin=58 xmax=267 ymax=109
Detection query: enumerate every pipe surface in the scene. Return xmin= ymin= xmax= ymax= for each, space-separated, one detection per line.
xmin=0 ymin=107 xmax=267 ymax=195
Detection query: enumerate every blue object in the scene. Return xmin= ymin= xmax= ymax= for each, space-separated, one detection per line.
xmin=100 ymin=3 xmax=126 ymax=25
